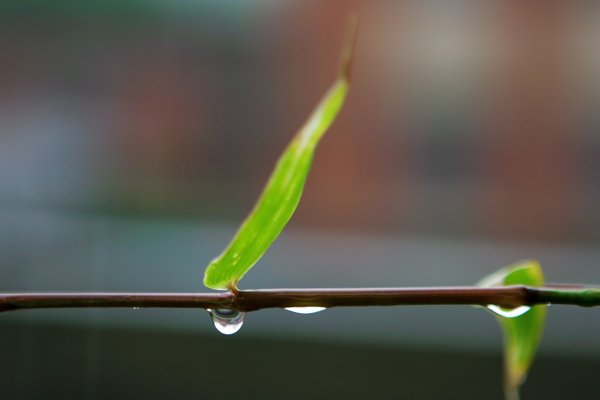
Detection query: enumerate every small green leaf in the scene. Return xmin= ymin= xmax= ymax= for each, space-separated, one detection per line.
xmin=204 ymin=18 xmax=358 ymax=290
xmin=477 ymin=260 xmax=547 ymax=400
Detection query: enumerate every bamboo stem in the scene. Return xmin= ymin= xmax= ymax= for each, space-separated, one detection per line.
xmin=0 ymin=285 xmax=598 ymax=313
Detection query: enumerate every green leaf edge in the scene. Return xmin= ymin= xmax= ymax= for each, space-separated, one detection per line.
xmin=203 ymin=18 xmax=358 ymax=290
xmin=477 ymin=260 xmax=547 ymax=400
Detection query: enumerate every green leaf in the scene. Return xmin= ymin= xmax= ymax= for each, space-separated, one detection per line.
xmin=204 ymin=18 xmax=358 ymax=290
xmin=477 ymin=260 xmax=547 ymax=400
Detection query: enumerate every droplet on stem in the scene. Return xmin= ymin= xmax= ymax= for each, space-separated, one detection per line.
xmin=208 ymin=309 xmax=246 ymax=335
xmin=486 ymin=305 xmax=531 ymax=318
xmin=284 ymin=307 xmax=326 ymax=314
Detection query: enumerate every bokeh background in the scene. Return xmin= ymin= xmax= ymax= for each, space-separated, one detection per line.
xmin=1 ymin=0 xmax=599 ymax=398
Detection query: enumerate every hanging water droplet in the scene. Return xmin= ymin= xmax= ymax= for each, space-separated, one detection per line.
xmin=284 ymin=307 xmax=326 ymax=314
xmin=486 ymin=305 xmax=531 ymax=318
xmin=208 ymin=309 xmax=245 ymax=335
xmin=133 ymin=307 xmax=139 ymax=310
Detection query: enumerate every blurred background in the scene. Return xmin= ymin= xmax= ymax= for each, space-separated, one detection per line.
xmin=1 ymin=0 xmax=599 ymax=398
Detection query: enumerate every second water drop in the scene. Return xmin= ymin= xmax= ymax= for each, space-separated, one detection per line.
xmin=208 ymin=309 xmax=246 ymax=335
xmin=486 ymin=305 xmax=531 ymax=318
xmin=285 ymin=307 xmax=326 ymax=314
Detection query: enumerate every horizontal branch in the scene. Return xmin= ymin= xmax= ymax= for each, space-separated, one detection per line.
xmin=0 ymin=285 xmax=599 ymax=314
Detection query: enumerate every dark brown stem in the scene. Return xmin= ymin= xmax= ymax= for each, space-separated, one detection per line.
xmin=0 ymin=285 xmax=598 ymax=313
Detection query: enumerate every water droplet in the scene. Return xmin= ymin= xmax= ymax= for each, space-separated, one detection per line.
xmin=486 ymin=305 xmax=531 ymax=318
xmin=133 ymin=307 xmax=139 ymax=310
xmin=208 ymin=309 xmax=245 ymax=335
xmin=284 ymin=307 xmax=326 ymax=314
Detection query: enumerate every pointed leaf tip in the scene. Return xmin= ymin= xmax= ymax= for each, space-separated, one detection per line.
xmin=203 ymin=22 xmax=356 ymax=290
xmin=477 ymin=260 xmax=547 ymax=399
xmin=338 ymin=14 xmax=359 ymax=82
